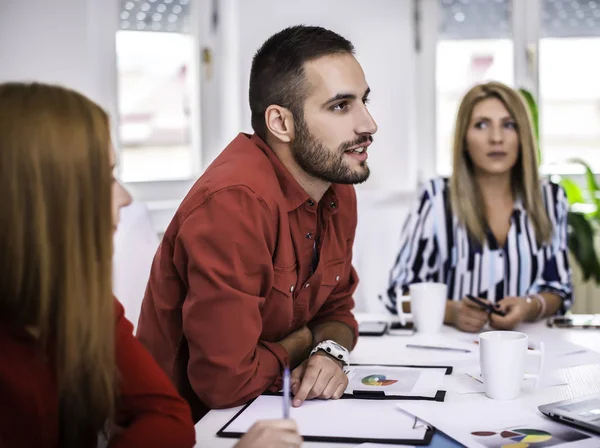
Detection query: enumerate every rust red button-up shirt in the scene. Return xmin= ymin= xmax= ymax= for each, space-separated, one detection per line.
xmin=0 ymin=300 xmax=195 ymax=448
xmin=137 ymin=133 xmax=359 ymax=421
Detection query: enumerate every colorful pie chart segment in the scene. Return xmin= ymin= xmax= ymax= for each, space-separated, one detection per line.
xmin=361 ymin=374 xmax=398 ymax=386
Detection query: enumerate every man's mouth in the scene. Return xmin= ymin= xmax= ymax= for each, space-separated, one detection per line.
xmin=344 ymin=138 xmax=372 ymax=155
xmin=344 ymin=146 xmax=367 ymax=154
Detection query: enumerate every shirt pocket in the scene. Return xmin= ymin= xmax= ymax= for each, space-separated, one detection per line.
xmin=316 ymin=258 xmax=347 ymax=307
xmin=309 ymin=258 xmax=347 ymax=317
xmin=260 ymin=265 xmax=297 ymax=340
xmin=271 ymin=264 xmax=298 ymax=299
xmin=321 ymin=258 xmax=346 ymax=287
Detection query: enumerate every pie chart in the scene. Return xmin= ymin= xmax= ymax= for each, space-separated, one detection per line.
xmin=361 ymin=374 xmax=398 ymax=386
xmin=471 ymin=428 xmax=552 ymax=447
xmin=504 ymin=429 xmax=552 ymax=443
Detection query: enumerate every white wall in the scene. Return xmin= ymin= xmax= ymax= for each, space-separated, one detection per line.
xmin=0 ymin=0 xmax=120 ymax=129
xmin=229 ymin=0 xmax=418 ymax=193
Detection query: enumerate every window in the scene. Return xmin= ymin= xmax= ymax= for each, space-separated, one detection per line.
xmin=423 ymin=0 xmax=600 ymax=177
xmin=435 ymin=0 xmax=513 ymax=175
xmin=539 ymin=0 xmax=600 ymax=172
xmin=116 ymin=0 xmax=200 ymax=183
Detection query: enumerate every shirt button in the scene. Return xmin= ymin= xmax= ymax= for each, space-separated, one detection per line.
xmin=335 ymin=275 xmax=340 ymax=282
xmin=330 ymin=201 xmax=336 ymax=209
xmin=304 ymin=283 xmax=310 ymax=288
xmin=290 ymin=285 xmax=295 ymax=293
xmin=307 ymin=199 xmax=315 ymax=206
xmin=306 ymin=232 xmax=312 ymax=239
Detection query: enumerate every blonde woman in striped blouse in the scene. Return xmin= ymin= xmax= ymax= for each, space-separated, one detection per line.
xmin=383 ymin=82 xmax=572 ymax=333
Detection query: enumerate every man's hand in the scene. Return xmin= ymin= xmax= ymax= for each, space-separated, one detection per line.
xmin=489 ymin=296 xmax=530 ymax=330
xmin=233 ymin=419 xmax=303 ymax=448
xmin=290 ymin=352 xmax=347 ymax=407
xmin=450 ymin=297 xmax=490 ymax=333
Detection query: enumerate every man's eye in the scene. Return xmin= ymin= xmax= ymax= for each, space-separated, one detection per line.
xmin=332 ymin=102 xmax=349 ymax=112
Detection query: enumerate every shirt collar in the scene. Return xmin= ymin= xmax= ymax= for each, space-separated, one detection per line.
xmin=513 ymin=196 xmax=525 ymax=213
xmin=249 ymin=133 xmax=339 ymax=213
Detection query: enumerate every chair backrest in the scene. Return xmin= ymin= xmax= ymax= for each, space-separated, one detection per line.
xmin=112 ymin=201 xmax=160 ymax=332
xmin=352 ymin=190 xmax=415 ymax=313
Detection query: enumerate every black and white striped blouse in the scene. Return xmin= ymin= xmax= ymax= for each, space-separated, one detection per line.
xmin=382 ymin=177 xmax=573 ymax=314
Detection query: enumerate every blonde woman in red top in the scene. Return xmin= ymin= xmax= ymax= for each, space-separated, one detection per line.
xmin=0 ymin=82 xmax=301 ymax=448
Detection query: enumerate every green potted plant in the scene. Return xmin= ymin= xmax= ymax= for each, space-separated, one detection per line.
xmin=519 ymin=88 xmax=600 ymax=283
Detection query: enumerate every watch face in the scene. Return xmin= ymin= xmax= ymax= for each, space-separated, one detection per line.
xmin=330 ymin=341 xmax=344 ymax=350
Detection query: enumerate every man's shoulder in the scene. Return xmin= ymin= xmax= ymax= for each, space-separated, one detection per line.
xmin=178 ymin=135 xmax=283 ymax=217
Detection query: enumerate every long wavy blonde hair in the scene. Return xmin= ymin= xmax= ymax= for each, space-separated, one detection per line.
xmin=449 ymin=81 xmax=552 ymax=245
xmin=0 ymin=83 xmax=116 ymax=446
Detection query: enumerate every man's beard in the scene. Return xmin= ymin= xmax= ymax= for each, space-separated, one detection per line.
xmin=290 ymin=115 xmax=371 ymax=185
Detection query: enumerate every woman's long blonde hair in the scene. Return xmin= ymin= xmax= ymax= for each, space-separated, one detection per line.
xmin=449 ymin=81 xmax=552 ymax=245
xmin=0 ymin=83 xmax=116 ymax=446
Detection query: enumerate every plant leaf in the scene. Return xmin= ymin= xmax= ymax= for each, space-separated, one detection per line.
xmin=567 ymin=158 xmax=600 ymax=219
xmin=560 ymin=178 xmax=587 ymax=206
xmin=567 ymin=211 xmax=600 ymax=283
xmin=519 ymin=88 xmax=540 ymax=164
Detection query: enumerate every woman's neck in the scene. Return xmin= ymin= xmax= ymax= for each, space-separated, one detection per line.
xmin=475 ymin=171 xmax=513 ymax=208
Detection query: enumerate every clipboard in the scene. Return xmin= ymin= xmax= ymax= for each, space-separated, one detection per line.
xmin=217 ymin=392 xmax=435 ymax=445
xmin=344 ymin=363 xmax=452 ymax=402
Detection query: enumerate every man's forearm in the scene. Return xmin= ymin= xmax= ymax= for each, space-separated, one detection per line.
xmin=276 ymin=326 xmax=313 ymax=368
xmin=310 ymin=321 xmax=355 ymax=351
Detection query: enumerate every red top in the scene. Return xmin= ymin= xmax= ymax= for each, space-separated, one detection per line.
xmin=137 ymin=133 xmax=359 ymax=422
xmin=0 ymin=300 xmax=195 ymax=447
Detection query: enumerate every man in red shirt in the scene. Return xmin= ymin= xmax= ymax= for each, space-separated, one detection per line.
xmin=137 ymin=25 xmax=378 ymax=422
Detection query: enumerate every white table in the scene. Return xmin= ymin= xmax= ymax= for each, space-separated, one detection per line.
xmin=194 ymin=314 xmax=600 ymax=447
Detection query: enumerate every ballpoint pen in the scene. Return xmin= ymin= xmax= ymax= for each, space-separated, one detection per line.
xmin=406 ymin=343 xmax=471 ymax=353
xmin=283 ymin=366 xmax=291 ymax=419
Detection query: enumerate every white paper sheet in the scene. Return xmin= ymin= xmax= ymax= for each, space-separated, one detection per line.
xmin=345 ymin=365 xmax=447 ymax=398
xmin=398 ymin=400 xmax=600 ymax=448
xmin=221 ymin=395 xmax=428 ymax=442
xmin=451 ymin=334 xmax=600 ymax=369
xmin=453 ymin=368 xmax=569 ymax=395
xmin=539 ymin=339 xmax=600 ymax=370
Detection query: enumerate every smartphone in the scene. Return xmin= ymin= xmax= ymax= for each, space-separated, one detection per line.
xmin=547 ymin=315 xmax=600 ymax=329
xmin=388 ymin=320 xmax=415 ymax=336
xmin=389 ymin=321 xmax=414 ymax=330
xmin=358 ymin=321 xmax=388 ymax=336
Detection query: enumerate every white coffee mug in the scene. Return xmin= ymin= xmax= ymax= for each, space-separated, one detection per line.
xmin=396 ymin=282 xmax=447 ymax=334
xmin=479 ymin=331 xmax=545 ymax=400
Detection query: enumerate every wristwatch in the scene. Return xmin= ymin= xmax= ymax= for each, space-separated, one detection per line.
xmin=310 ymin=340 xmax=350 ymax=366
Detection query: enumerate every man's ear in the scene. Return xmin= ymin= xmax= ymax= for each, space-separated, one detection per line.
xmin=265 ymin=105 xmax=294 ymax=143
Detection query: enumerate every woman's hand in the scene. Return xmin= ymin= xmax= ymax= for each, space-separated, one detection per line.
xmin=234 ymin=419 xmax=303 ymax=448
xmin=489 ymin=296 xmax=531 ymax=330
xmin=449 ymin=297 xmax=490 ymax=333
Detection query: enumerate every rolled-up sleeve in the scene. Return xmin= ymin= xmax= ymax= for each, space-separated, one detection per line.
xmin=176 ymin=186 xmax=288 ymax=409
xmin=531 ymin=185 xmax=573 ymax=313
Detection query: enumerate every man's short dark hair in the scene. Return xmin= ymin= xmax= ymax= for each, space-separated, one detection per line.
xmin=249 ymin=25 xmax=355 ymax=141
